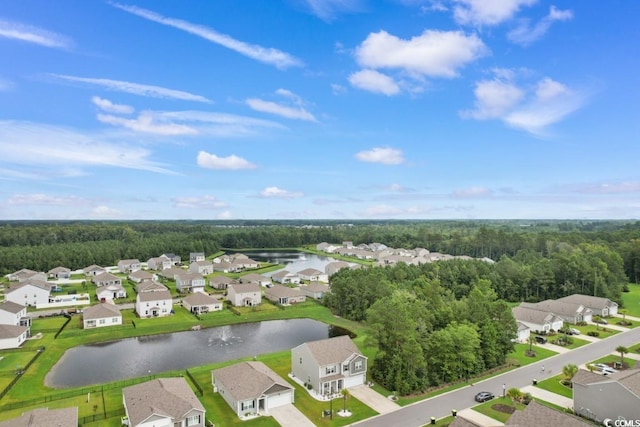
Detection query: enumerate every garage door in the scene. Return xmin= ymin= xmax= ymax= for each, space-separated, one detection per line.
xmin=344 ymin=374 xmax=365 ymax=388
xmin=268 ymin=391 xmax=293 ymax=409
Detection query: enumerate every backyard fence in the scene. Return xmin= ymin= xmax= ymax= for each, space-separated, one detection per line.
xmin=185 ymin=369 xmax=204 ymax=396
xmin=0 ymin=346 xmax=45 ymax=401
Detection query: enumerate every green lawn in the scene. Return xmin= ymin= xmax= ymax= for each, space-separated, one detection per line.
xmin=572 ymin=324 xmax=620 ymax=339
xmin=472 ymin=396 xmax=525 ymax=423
xmin=507 ymin=343 xmax=558 ymax=366
xmin=621 ymin=283 xmax=640 ymax=317
xmin=590 ymin=353 xmax=632 ymax=368
xmin=548 ymin=336 xmax=590 ymax=349
xmin=535 ymin=374 xmax=573 ymax=398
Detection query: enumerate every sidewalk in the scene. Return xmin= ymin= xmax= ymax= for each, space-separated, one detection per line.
xmin=348 ymin=384 xmax=401 ymax=414
xmin=520 ymin=385 xmax=573 ymax=409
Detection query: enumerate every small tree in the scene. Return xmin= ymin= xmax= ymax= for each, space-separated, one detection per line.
xmin=562 ymin=364 xmax=578 ymax=382
xmin=593 ymin=315 xmax=602 ymax=330
xmin=506 ymin=387 xmax=523 ymax=403
xmin=341 ymin=388 xmax=350 ymax=412
xmin=616 ymin=345 xmax=629 ymax=367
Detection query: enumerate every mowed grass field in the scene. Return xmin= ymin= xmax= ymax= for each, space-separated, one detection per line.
xmin=622 ymin=283 xmax=640 ymax=317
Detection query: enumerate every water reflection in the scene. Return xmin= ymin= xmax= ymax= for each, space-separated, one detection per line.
xmin=46 ymin=319 xmax=347 ymax=388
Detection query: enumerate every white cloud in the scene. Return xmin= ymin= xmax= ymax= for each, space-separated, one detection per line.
xmin=355 ymin=30 xmax=487 ymax=78
xmin=355 ymin=147 xmax=404 ymax=165
xmin=246 ymin=89 xmax=317 ymax=121
xmin=51 ymin=74 xmax=211 ymax=103
xmin=452 ymin=0 xmax=537 ymax=26
xmin=0 ymin=120 xmax=173 ymax=174
xmin=172 ymin=195 xmax=228 ymax=209
xmin=572 ymin=181 xmax=640 ymax=194
xmin=259 ymin=187 xmax=304 ymax=198
xmin=7 ymin=193 xmax=87 ymax=206
xmin=196 ymin=151 xmax=257 ymax=170
xmin=331 ymin=83 xmax=347 ymax=95
xmin=111 ymin=2 xmax=303 ymax=69
xmin=453 ymin=186 xmax=492 ymax=197
xmin=508 ymin=5 xmax=573 ymax=46
xmin=302 ymin=0 xmax=363 ymax=21
xmin=461 ymin=71 xmax=587 ymax=135
xmin=348 ymin=69 xmax=400 ymax=95
xmin=217 ymin=210 xmax=233 ymax=219
xmin=90 ymin=205 xmax=122 ymax=218
xmin=91 ymin=96 xmax=134 ymax=114
xmin=97 ymin=113 xmax=198 ymax=135
xmin=0 ymin=19 xmax=72 ymax=48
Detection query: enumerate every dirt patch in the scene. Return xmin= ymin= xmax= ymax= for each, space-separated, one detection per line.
xmin=492 ymin=404 xmax=516 ymax=414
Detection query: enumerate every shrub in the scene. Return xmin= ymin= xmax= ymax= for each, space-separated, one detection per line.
xmin=587 ymin=331 xmax=600 ymax=337
xmin=576 ymin=321 xmax=587 ymax=326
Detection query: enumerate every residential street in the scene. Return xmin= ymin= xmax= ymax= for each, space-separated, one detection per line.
xmin=354 ymin=325 xmax=640 ymax=427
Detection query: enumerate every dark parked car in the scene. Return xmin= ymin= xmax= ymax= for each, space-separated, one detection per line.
xmin=474 ymin=391 xmax=494 ymax=402
xmin=534 ymin=335 xmax=547 ymax=344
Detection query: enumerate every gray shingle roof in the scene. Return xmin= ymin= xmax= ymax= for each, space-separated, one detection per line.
xmin=82 ymin=303 xmax=121 ymax=321
xmin=123 ymin=378 xmax=204 ymax=427
xmin=212 ymin=361 xmax=292 ymax=401
xmin=265 ymin=285 xmax=301 ymax=298
xmin=301 ymin=335 xmax=362 ymax=366
xmin=0 ymin=301 xmax=25 ymax=314
xmin=229 ymin=283 xmax=261 ymax=293
xmin=521 ymin=300 xmax=590 ymax=318
xmin=557 ymin=294 xmax=617 ymax=309
xmin=0 ymin=324 xmax=29 ymax=340
xmin=512 ymin=306 xmax=560 ymax=325
xmin=505 ymin=400 xmax=589 ymax=426
xmin=138 ymin=290 xmax=172 ymax=302
xmin=183 ymin=292 xmax=219 ymax=306
xmin=0 ymin=406 xmax=78 ymax=427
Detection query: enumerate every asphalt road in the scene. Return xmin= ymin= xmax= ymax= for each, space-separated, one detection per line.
xmin=354 ymin=326 xmax=640 ymax=427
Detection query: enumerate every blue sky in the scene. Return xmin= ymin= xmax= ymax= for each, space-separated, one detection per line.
xmin=1 ymin=0 xmax=638 ymax=220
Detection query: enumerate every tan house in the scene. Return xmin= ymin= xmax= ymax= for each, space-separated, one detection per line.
xmin=47 ymin=266 xmax=71 ymax=279
xmin=83 ymin=303 xmax=122 ymax=329
xmin=227 ymin=283 xmax=262 ymax=307
xmin=182 ymin=292 xmax=223 ymax=314
xmin=264 ymin=285 xmax=306 ymax=305
xmin=92 ymin=272 xmax=122 ymax=287
xmin=300 ymin=282 xmax=329 ymax=300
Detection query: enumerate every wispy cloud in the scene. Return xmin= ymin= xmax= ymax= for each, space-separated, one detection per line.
xmin=51 ymin=74 xmax=211 ymax=103
xmin=7 ymin=193 xmax=88 ymax=206
xmin=111 ymin=2 xmax=303 ymax=69
xmin=452 ymin=186 xmax=492 ymax=197
xmin=90 ymin=205 xmax=122 ymax=218
xmin=259 ymin=186 xmax=304 ymax=198
xmin=355 ymin=147 xmax=404 ymax=165
xmin=196 ymin=151 xmax=257 ymax=170
xmin=363 ymin=204 xmax=434 ymax=217
xmin=0 ymin=19 xmax=72 ymax=48
xmin=452 ymin=0 xmax=536 ymax=26
xmin=97 ymin=113 xmax=198 ymax=135
xmin=0 ymin=120 xmax=173 ymax=174
xmin=508 ymin=6 xmax=573 ymax=46
xmin=461 ymin=70 xmax=588 ymax=135
xmin=301 ymin=0 xmax=364 ymax=21
xmin=349 ymin=69 xmax=400 ymax=96
xmin=570 ymin=181 xmax=640 ymax=194
xmin=172 ymin=195 xmax=228 ymax=209
xmin=91 ymin=96 xmax=134 ymax=114
xmin=0 ymin=76 xmax=14 ymax=91
xmin=246 ymin=89 xmax=317 ymax=121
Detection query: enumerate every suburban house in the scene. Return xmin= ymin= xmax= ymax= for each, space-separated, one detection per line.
xmin=239 ymin=273 xmax=272 ymax=287
xmin=316 ymin=242 xmax=339 ymax=253
xmin=122 ymin=377 xmax=205 ymax=427
xmin=189 ymin=261 xmax=214 ymax=275
xmin=83 ymin=264 xmax=106 ymax=277
xmin=209 ymin=276 xmax=237 ymax=290
xmin=118 ymin=259 xmax=141 ymax=273
xmin=128 ymin=270 xmax=156 ymax=283
xmin=264 ymin=285 xmax=306 ymax=305
xmin=0 ymin=301 xmax=30 ymax=327
xmin=300 ymin=282 xmax=329 ymax=300
xmin=212 ymin=361 xmax=294 ymax=418
xmin=573 ymin=368 xmax=640 ymax=424
xmin=227 ymin=253 xmax=260 ymax=270
xmin=297 ymin=268 xmax=328 ymax=283
xmin=7 ymin=269 xmax=47 ymax=283
xmin=271 ymin=270 xmax=300 ymax=285
xmin=505 ymin=400 xmax=590 ymax=426
xmin=0 ymin=324 xmax=30 ymax=350
xmin=182 ymin=292 xmax=223 ymax=314
xmin=162 ymin=253 xmax=182 ymax=265
xmin=190 ymin=252 xmax=205 ymax=263
xmin=47 ymin=266 xmax=71 ymax=279
xmin=211 ymin=261 xmax=239 ymax=273
xmin=325 ymin=261 xmax=350 ymax=277
xmin=157 ymin=266 xmax=184 ymax=280
xmin=514 ymin=322 xmax=531 ymax=343
xmin=291 ymin=335 xmax=367 ymax=396
xmin=0 ymin=407 xmax=78 ymax=427
xmin=227 ymin=283 xmax=262 ymax=307
xmin=175 ymin=272 xmax=206 ymax=294
xmin=521 ymin=300 xmax=593 ymax=324
xmin=4 ymin=279 xmax=53 ymax=307
xmin=83 ymin=303 xmax=122 ymax=329
xmin=557 ymin=294 xmax=619 ymax=317
xmin=135 ymin=285 xmax=173 ymax=318
xmin=92 ymin=272 xmax=122 ymax=287
xmin=136 ymin=280 xmax=167 ymax=293
xmin=96 ymin=284 xmax=127 ymax=302
xmin=512 ymin=305 xmax=564 ymax=333
xmin=147 ymin=255 xmax=172 ymax=271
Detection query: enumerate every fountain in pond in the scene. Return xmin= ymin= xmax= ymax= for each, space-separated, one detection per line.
xmin=208 ymin=326 xmax=243 ymax=347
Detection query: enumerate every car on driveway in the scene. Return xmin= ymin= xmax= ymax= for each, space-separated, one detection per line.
xmin=569 ymin=328 xmax=581 ymax=335
xmin=592 ymin=363 xmax=618 ymax=375
xmin=594 ymin=318 xmax=608 ymax=325
xmin=474 ymin=391 xmax=494 ymax=403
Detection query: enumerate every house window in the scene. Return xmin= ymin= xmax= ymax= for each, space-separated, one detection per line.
xmin=99 ymin=319 xmax=106 ymax=324
xmin=299 ymin=357 xmax=303 ymax=365
xmin=355 ymin=360 xmax=363 ymax=370
xmin=112 ymin=317 xmax=118 ymax=323
xmin=343 ymin=364 xmax=349 ymax=372
xmin=241 ymin=400 xmax=255 ymax=410
xmin=186 ymin=414 xmax=200 ymax=426
xmin=326 ymin=365 xmax=336 ymax=375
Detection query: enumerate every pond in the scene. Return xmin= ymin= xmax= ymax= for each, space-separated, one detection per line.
xmin=242 ymin=250 xmax=352 ymax=277
xmin=45 ymin=319 xmax=351 ymax=388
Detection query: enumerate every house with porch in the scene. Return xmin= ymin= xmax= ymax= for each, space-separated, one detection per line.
xmin=83 ymin=303 xmax=122 ymax=329
xmin=118 ymin=259 xmax=141 ymax=274
xmin=47 ymin=266 xmax=71 ymax=279
xmin=210 ymin=276 xmax=237 ymax=290
xmin=162 ymin=253 xmax=182 ymax=265
xmin=175 ymin=272 xmax=206 ymax=293
xmin=189 ymin=261 xmax=214 ymax=275
xmin=573 ymin=368 xmax=640 ymax=424
xmin=0 ymin=324 xmax=30 ymax=350
xmin=147 ymin=255 xmax=172 ymax=271
xmin=83 ymin=264 xmax=105 ymax=277
xmin=182 ymin=292 xmax=223 ymax=314
xmin=92 ymin=272 xmax=122 ymax=287
xmin=212 ymin=361 xmax=294 ymax=418
xmin=122 ymin=377 xmax=205 ymax=427
xmin=521 ymin=300 xmax=592 ymax=324
xmin=4 ymin=279 xmax=53 ymax=307
xmin=0 ymin=301 xmax=30 ymax=327
xmin=297 ymin=268 xmax=328 ymax=283
xmin=96 ymin=284 xmax=127 ymax=302
xmin=264 ymin=285 xmax=306 ymax=305
xmin=271 ymin=270 xmax=301 ymax=285
xmin=512 ymin=305 xmax=564 ymax=333
xmin=557 ymin=294 xmax=619 ymax=317
xmin=135 ymin=285 xmax=172 ymax=318
xmin=291 ymin=335 xmax=367 ymax=396
xmin=227 ymin=283 xmax=262 ymax=307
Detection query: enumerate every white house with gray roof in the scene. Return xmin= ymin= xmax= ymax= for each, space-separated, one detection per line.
xmin=83 ymin=302 xmax=122 ymax=329
xmin=0 ymin=324 xmax=30 ymax=350
xmin=4 ymin=280 xmax=52 ymax=307
xmin=92 ymin=272 xmax=122 ymax=287
xmin=118 ymin=259 xmax=141 ymax=273
xmin=271 ymin=270 xmax=300 ymax=284
xmin=512 ymin=305 xmax=564 ymax=334
xmin=182 ymin=293 xmax=223 ymax=314
xmin=0 ymin=407 xmax=78 ymax=427
xmin=573 ymin=368 xmax=640 ymax=424
xmin=300 ymin=282 xmax=329 ymax=300
xmin=227 ymin=283 xmax=261 ymax=307
xmin=212 ymin=361 xmax=294 ymax=418
xmin=122 ymin=377 xmax=205 ymax=427
xmin=47 ymin=266 xmax=71 ymax=279
xmin=520 ymin=299 xmax=592 ymax=324
xmin=6 ymin=268 xmax=46 ymax=283
xmin=135 ymin=285 xmax=172 ymax=318
xmin=557 ymin=294 xmax=619 ymax=317
xmin=291 ymin=335 xmax=367 ymax=396
xmin=128 ymin=270 xmax=156 ymax=283
xmin=175 ymin=272 xmax=206 ymax=294
xmin=0 ymin=301 xmax=29 ymax=327
xmin=297 ymin=268 xmax=328 ymax=282
xmin=264 ymin=285 xmax=306 ymax=305
xmin=189 ymin=261 xmax=214 ymax=275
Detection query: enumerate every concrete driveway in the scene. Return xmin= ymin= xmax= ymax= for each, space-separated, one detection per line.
xmin=349 ymin=384 xmax=401 ymax=414
xmin=269 ymin=404 xmax=315 ymax=427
